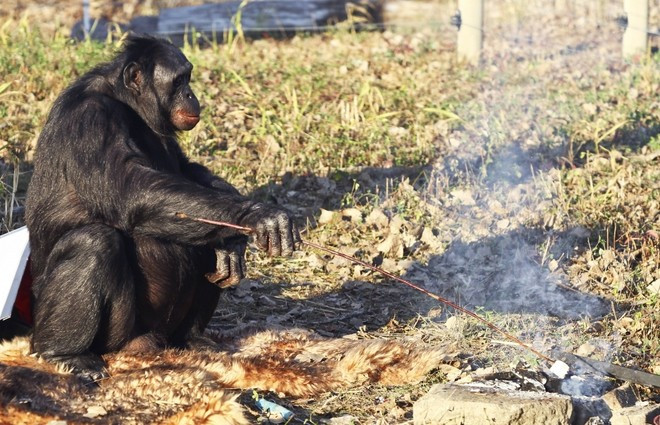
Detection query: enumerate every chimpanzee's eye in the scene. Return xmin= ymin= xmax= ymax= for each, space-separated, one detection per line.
xmin=173 ymin=75 xmax=183 ymax=88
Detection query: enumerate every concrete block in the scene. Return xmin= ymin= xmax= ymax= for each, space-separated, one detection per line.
xmin=602 ymin=384 xmax=637 ymax=411
xmin=413 ymin=384 xmax=572 ymax=425
xmin=609 ymin=403 xmax=660 ymax=425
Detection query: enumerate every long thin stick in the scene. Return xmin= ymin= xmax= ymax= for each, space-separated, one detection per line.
xmin=175 ymin=212 xmax=553 ymax=363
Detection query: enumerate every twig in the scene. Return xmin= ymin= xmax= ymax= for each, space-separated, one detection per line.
xmin=175 ymin=212 xmax=554 ymax=363
xmin=305 ymin=239 xmax=553 ymax=363
xmin=175 ymin=212 xmax=253 ymax=233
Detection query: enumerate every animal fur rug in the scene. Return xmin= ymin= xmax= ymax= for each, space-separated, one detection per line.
xmin=0 ymin=326 xmax=452 ymax=424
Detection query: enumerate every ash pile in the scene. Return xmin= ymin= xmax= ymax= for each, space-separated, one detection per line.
xmin=412 ymin=350 xmax=659 ymax=425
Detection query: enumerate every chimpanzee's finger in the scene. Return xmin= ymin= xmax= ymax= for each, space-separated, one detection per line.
xmin=292 ymin=222 xmax=302 ymax=249
xmin=217 ymin=251 xmax=230 ymax=278
xmin=255 ymin=224 xmax=269 ymax=252
xmin=238 ymin=252 xmax=246 ymax=278
xmin=206 ymin=251 xmax=230 ymax=285
xmin=268 ymin=221 xmax=282 ymax=257
xmin=225 ymin=250 xmax=243 ymax=286
xmin=279 ymin=218 xmax=295 ymax=256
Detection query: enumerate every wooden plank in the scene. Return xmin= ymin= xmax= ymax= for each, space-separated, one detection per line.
xmin=555 ymin=351 xmax=660 ymax=388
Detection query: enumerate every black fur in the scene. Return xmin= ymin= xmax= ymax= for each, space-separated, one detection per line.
xmin=25 ymin=35 xmax=299 ymax=379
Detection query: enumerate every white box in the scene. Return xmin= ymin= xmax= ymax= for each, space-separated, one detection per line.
xmin=0 ymin=226 xmax=30 ymax=319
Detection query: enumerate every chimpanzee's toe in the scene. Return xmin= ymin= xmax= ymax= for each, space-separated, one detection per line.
xmin=47 ymin=353 xmax=109 ymax=385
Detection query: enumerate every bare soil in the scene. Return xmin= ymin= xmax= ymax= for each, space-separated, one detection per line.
xmin=1 ymin=0 xmax=659 ymax=423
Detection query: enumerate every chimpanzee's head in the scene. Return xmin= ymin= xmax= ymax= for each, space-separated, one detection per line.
xmin=117 ymin=35 xmax=201 ymax=134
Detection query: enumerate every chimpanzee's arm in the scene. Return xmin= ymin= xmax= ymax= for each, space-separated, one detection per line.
xmin=61 ymin=104 xmax=297 ymax=251
xmin=181 ymin=161 xmax=241 ymax=196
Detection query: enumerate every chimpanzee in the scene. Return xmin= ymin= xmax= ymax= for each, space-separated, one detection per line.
xmin=25 ymin=35 xmax=300 ymax=381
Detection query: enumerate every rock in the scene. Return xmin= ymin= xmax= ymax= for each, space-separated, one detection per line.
xmin=548 ymin=360 xmax=569 ymax=379
xmin=602 ymin=384 xmax=637 ymax=411
xmin=609 ymin=403 xmax=660 ymax=425
xmin=413 ymin=384 xmax=572 ymax=425
xmin=570 ymin=396 xmax=611 ymax=425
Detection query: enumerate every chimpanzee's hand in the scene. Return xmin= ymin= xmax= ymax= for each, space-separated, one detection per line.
xmin=206 ymin=236 xmax=247 ymax=288
xmin=240 ymin=204 xmax=301 ymax=256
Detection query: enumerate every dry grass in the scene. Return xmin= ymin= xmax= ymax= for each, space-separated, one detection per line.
xmin=1 ymin=0 xmax=659 ymax=422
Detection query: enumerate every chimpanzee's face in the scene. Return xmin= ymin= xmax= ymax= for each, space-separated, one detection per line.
xmin=153 ymin=51 xmax=200 ymax=131
xmin=123 ymin=43 xmax=201 ymax=133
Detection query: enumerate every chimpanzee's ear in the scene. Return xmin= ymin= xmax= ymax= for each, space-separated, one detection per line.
xmin=123 ymin=62 xmax=142 ymax=95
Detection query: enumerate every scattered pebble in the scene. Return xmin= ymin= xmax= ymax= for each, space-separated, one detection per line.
xmin=549 ymin=360 xmax=570 ymax=379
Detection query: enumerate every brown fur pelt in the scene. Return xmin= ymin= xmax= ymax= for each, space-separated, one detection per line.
xmin=0 ymin=327 xmax=453 ymax=424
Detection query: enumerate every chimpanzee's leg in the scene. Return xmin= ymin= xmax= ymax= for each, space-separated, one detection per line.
xmin=167 ymin=245 xmax=227 ymax=350
xmin=170 ymin=272 xmax=222 ymax=350
xmin=127 ymin=237 xmax=219 ymax=351
xmin=31 ymin=224 xmax=135 ymax=382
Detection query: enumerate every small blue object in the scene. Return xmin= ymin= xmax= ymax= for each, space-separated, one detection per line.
xmin=255 ymin=398 xmax=294 ymax=423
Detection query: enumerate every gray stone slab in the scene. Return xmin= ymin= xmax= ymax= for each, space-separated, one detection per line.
xmin=413 ymin=384 xmax=573 ymax=425
xmin=609 ymin=403 xmax=660 ymax=425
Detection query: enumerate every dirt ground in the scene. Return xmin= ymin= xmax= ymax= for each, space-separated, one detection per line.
xmin=1 ymin=0 xmax=659 ymax=424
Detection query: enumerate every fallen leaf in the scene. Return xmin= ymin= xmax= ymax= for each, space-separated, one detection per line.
xmin=342 ymin=208 xmax=363 ymax=222
xmin=389 ymin=215 xmax=405 ymax=234
xmin=366 ymin=208 xmax=389 ymax=228
xmin=381 ymin=257 xmax=398 ymax=271
xmin=396 ymin=259 xmax=416 ymax=272
xmin=582 ymin=102 xmax=597 ymax=115
xmin=318 ymin=209 xmax=335 ymax=224
xmin=420 ymin=227 xmax=443 ymax=250
xmin=445 ymin=316 xmax=464 ymax=332
xmin=647 ymin=279 xmax=660 ymax=296
xmin=302 ymin=253 xmax=325 ymax=269
xmin=436 ymin=364 xmax=462 ymax=382
xmin=377 ymin=234 xmax=404 ymax=258
xmin=451 ymin=189 xmax=476 ymax=206
xmin=576 ymin=342 xmax=596 ymax=357
xmin=84 ymin=406 xmax=107 ymax=418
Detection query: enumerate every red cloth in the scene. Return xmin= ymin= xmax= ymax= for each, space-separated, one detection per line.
xmin=14 ymin=257 xmax=32 ymax=326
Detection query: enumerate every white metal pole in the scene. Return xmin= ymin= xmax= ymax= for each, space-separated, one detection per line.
xmin=457 ymin=0 xmax=484 ymax=66
xmin=622 ymin=0 xmax=648 ymax=58
xmin=83 ymin=0 xmax=91 ymax=36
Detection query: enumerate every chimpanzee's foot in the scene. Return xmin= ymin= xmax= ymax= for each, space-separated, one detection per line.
xmin=47 ymin=352 xmax=108 ymax=385
xmin=186 ymin=335 xmax=219 ymax=351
